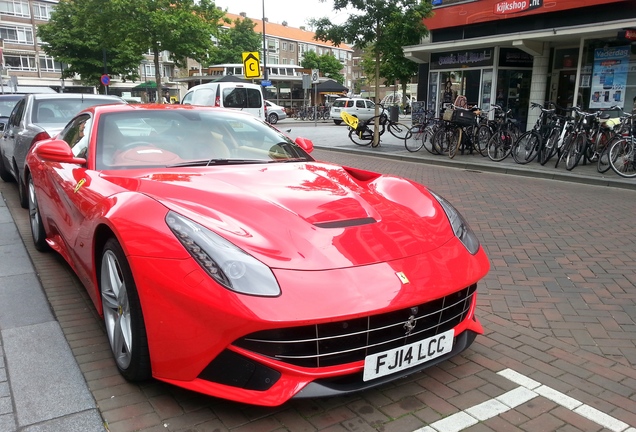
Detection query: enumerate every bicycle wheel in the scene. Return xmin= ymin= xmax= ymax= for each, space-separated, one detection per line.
xmin=512 ymin=131 xmax=540 ymax=164
xmin=432 ymin=127 xmax=451 ymax=155
xmin=475 ymin=125 xmax=491 ymax=156
xmin=539 ymin=128 xmax=559 ymax=165
xmin=487 ymin=131 xmax=512 ymax=162
xmin=388 ymin=122 xmax=412 ymax=140
xmin=588 ymin=129 xmax=610 ymax=163
xmin=348 ymin=127 xmax=373 ymax=146
xmin=608 ymin=138 xmax=636 ymax=178
xmin=422 ymin=125 xmax=438 ymax=155
xmin=597 ymin=135 xmax=618 ymax=173
xmin=565 ymin=133 xmax=585 ymax=170
xmin=405 ymin=125 xmax=425 ymax=152
xmin=448 ymin=127 xmax=462 ymax=159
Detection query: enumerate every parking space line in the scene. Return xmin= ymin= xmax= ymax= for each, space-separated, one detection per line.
xmin=413 ymin=368 xmax=634 ymax=432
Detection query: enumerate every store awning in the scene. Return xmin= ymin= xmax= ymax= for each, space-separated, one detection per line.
xmin=132 ymin=81 xmax=157 ymax=90
xmin=316 ymin=79 xmax=348 ymax=93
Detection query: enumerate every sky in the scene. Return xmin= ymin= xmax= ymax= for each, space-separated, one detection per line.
xmin=212 ymin=0 xmax=349 ymax=29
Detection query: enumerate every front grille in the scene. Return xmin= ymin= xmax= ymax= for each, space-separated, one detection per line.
xmin=234 ymin=284 xmax=477 ymax=368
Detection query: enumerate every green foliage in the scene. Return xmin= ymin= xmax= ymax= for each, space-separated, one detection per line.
xmin=38 ymin=0 xmax=146 ymax=86
xmin=300 ymin=51 xmax=345 ymax=84
xmin=38 ymin=0 xmax=225 ymax=92
xmin=208 ymin=17 xmax=263 ymax=65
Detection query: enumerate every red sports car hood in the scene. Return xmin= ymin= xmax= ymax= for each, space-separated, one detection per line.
xmin=104 ymin=162 xmax=454 ymax=270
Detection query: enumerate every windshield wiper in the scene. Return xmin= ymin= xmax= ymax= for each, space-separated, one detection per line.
xmin=166 ymin=159 xmax=267 ymax=167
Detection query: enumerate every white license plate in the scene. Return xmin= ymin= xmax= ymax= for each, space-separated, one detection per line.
xmin=363 ymin=329 xmax=454 ymax=381
xmin=334 ymin=108 xmax=340 ymax=112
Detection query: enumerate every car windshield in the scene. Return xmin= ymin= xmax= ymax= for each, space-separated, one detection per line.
xmin=95 ymin=109 xmax=313 ymax=170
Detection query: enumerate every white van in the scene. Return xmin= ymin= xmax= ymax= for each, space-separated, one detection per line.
xmin=181 ymin=82 xmax=265 ymax=120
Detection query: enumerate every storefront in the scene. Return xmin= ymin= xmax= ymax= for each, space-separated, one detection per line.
xmin=427 ymin=47 xmax=532 ymax=129
xmin=404 ymin=0 xmax=636 ymax=130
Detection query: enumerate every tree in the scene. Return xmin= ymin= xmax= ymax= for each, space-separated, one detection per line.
xmin=300 ymin=51 xmax=345 ymax=84
xmin=207 ymin=17 xmax=262 ymax=65
xmin=312 ymin=0 xmax=431 ymax=146
xmin=38 ymin=0 xmax=225 ymax=97
xmin=38 ymin=0 xmax=147 ymax=88
xmin=121 ymin=0 xmax=225 ymax=100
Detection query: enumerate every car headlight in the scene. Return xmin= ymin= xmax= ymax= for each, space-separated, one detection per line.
xmin=166 ymin=211 xmax=281 ymax=297
xmin=429 ymin=191 xmax=480 ymax=255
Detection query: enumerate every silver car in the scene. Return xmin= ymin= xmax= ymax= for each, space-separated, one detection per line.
xmin=0 ymin=93 xmax=126 ymax=208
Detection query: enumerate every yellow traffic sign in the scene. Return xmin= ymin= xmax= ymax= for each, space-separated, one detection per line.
xmin=242 ymin=52 xmax=261 ymax=79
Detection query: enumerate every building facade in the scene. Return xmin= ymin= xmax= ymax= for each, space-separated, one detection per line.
xmin=404 ymin=0 xmax=636 ymax=130
xmin=182 ymin=12 xmax=354 ymax=108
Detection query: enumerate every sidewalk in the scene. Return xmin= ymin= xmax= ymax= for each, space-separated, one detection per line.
xmin=0 ymin=196 xmax=105 ymax=431
xmin=284 ymin=120 xmax=636 ymax=191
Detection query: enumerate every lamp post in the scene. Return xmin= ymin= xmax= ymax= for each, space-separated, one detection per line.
xmin=262 ymin=0 xmax=268 ymax=81
xmin=142 ymin=61 xmax=150 ymax=102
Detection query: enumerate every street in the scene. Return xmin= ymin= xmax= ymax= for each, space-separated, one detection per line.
xmin=1 ymin=133 xmax=635 ymax=432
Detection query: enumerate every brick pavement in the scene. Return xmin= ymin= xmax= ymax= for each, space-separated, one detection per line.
xmin=1 ymin=147 xmax=635 ymax=432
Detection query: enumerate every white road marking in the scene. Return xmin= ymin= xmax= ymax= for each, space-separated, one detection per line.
xmin=412 ymin=368 xmax=633 ymax=432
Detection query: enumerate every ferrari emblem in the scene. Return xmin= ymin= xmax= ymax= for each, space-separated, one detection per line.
xmin=73 ymin=178 xmax=86 ymax=193
xmin=396 ymin=272 xmax=409 ymax=284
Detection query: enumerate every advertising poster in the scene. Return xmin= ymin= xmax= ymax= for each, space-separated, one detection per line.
xmin=590 ymin=46 xmax=630 ymax=109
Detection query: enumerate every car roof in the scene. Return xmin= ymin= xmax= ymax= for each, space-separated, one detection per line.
xmin=88 ymin=103 xmax=251 ymax=116
xmin=0 ymin=94 xmax=24 ymax=101
xmin=27 ymin=93 xmax=125 ymax=101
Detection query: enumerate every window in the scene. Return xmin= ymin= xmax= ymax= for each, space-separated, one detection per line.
xmin=222 ymin=87 xmax=262 ymax=109
xmin=59 ymin=114 xmax=92 ymax=159
xmin=290 ymin=44 xmax=295 ymax=52
xmin=32 ymin=2 xmax=54 ymax=20
xmin=282 ymin=42 xmax=287 ymax=51
xmin=0 ymin=25 xmax=34 ymax=44
xmin=39 ymin=55 xmax=62 ymax=72
xmin=0 ymin=0 xmax=29 ymax=17
xmin=4 ymin=54 xmax=37 ymax=71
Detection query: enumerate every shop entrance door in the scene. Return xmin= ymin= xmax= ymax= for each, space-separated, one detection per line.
xmin=556 ymin=71 xmax=577 ymax=111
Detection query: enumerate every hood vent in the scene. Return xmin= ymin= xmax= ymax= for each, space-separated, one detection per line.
xmin=313 ymin=217 xmax=376 ymax=229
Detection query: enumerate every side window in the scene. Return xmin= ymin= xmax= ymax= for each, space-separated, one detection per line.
xmin=8 ymin=99 xmax=25 ymax=128
xmin=367 ymin=101 xmax=376 ymax=109
xmin=356 ymin=100 xmax=366 ymax=108
xmin=59 ymin=114 xmax=92 ymax=159
xmin=345 ymin=100 xmax=353 ymax=108
xmin=192 ymin=88 xmax=216 ymax=106
xmin=182 ymin=92 xmax=193 ymax=105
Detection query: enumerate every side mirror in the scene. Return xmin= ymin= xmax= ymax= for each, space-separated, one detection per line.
xmin=34 ymin=139 xmax=86 ymax=165
xmin=294 ymin=136 xmax=314 ymax=153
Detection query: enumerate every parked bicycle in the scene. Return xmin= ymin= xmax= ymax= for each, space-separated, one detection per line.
xmin=404 ymin=109 xmax=441 ymax=153
xmin=511 ymin=102 xmax=557 ymax=164
xmin=608 ymin=112 xmax=636 ymax=178
xmin=342 ymin=107 xmax=411 ymax=146
xmin=486 ymin=105 xmax=522 ymax=162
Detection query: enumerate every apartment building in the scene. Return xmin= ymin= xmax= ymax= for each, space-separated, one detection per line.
xmin=0 ymin=0 xmax=180 ymax=100
xmin=182 ymin=12 xmax=354 ymax=107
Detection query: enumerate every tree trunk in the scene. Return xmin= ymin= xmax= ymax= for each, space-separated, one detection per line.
xmin=154 ymin=45 xmax=163 ymax=103
xmin=372 ymin=22 xmax=381 ymax=148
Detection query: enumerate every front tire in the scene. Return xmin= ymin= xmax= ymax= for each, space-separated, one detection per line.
xmin=27 ymin=174 xmax=49 ymax=252
xmin=100 ymin=238 xmax=151 ymax=381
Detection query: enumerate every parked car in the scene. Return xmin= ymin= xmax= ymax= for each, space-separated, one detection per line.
xmin=25 ymin=103 xmax=489 ymax=406
xmin=0 ymin=93 xmax=126 ymax=208
xmin=329 ymin=97 xmax=385 ymax=125
xmin=264 ymin=100 xmax=287 ymax=124
xmin=0 ymin=94 xmax=24 ymax=133
xmin=181 ymin=81 xmax=266 ymax=120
